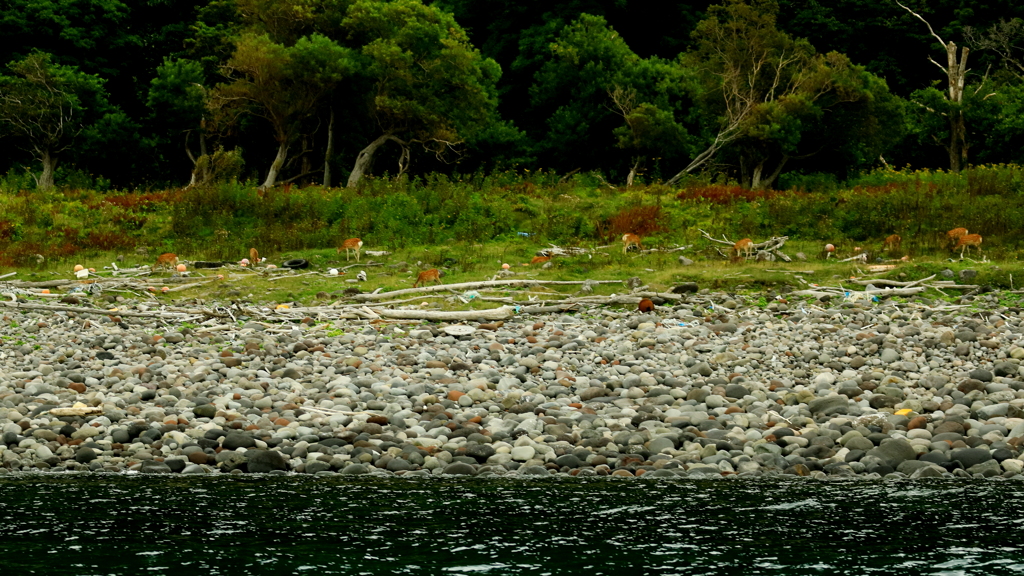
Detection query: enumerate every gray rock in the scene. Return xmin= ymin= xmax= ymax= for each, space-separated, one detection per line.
xmin=443 ymin=462 xmax=477 ymax=475
xmin=866 ymin=438 xmax=916 ymax=469
xmin=341 ymin=463 xmax=370 ymax=475
xmin=221 ymin=432 xmax=256 ymax=450
xmin=139 ymin=461 xmax=173 ymax=474
xmin=808 ymin=396 xmax=848 ymax=416
xmin=246 ymin=450 xmax=288 ymax=473
xmin=951 ymin=447 xmax=992 ymax=469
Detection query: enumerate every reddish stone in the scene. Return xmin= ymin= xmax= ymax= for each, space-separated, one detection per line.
xmin=68 ymin=382 xmax=86 ymax=393
xmin=724 ymin=406 xmax=744 ymax=414
xmin=188 ymin=452 xmax=208 ymax=464
xmin=611 ymin=469 xmax=634 ymax=477
xmin=367 ymin=415 xmax=389 ymax=425
xmin=635 ymin=468 xmax=648 ymax=477
xmin=532 ymin=322 xmax=545 ymax=330
xmin=448 ymin=390 xmax=465 ymax=402
xmin=568 ymin=403 xmax=582 ymax=409
xmin=638 ymin=298 xmax=655 ymax=313
xmin=907 ymin=416 xmax=928 ymax=430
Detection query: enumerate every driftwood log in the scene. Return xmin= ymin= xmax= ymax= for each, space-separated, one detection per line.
xmin=349 ymin=279 xmax=623 ymax=302
xmin=699 ymin=229 xmax=792 ymax=262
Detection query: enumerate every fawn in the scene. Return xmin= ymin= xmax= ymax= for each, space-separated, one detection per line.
xmin=530 ymin=255 xmax=551 ymax=265
xmin=954 ymin=233 xmax=982 ymax=258
xmin=622 ymin=233 xmax=643 ymax=254
xmin=413 ymin=268 xmax=442 ymax=287
xmin=153 ymin=253 xmax=178 ymax=270
xmin=733 ymin=238 xmax=754 ymax=260
xmin=338 ymin=238 xmax=363 ymax=262
xmin=947 ymin=227 xmax=968 ymax=248
xmin=883 ymin=234 xmax=901 ymax=252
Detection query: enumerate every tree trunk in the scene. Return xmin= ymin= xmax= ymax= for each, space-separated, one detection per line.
xmin=38 ymin=149 xmax=56 ymax=191
xmin=323 ymin=107 xmax=335 ymax=188
xmin=261 ymin=140 xmax=289 ymax=189
xmin=626 ymin=157 xmax=642 ymax=187
xmin=944 ymin=41 xmax=969 ymax=172
xmin=949 ymin=109 xmax=967 ymax=173
xmin=347 ymin=134 xmax=394 ymax=188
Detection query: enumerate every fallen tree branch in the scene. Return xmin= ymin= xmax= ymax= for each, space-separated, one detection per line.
xmin=848 ymin=274 xmax=936 ymax=287
xmin=350 ymin=279 xmax=622 ymax=301
xmin=0 ymin=300 xmax=198 ymax=319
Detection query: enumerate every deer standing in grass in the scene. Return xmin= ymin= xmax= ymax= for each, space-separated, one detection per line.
xmin=622 ymin=233 xmax=643 ymax=254
xmin=947 ymin=227 xmax=968 ymax=248
xmin=732 ymin=238 xmax=754 ymax=260
xmin=338 ymin=238 xmax=363 ymax=262
xmin=249 ymin=248 xmax=260 ymax=264
xmin=954 ymin=233 xmax=982 ymax=258
xmin=153 ymin=253 xmax=178 ymax=270
xmin=413 ymin=268 xmax=442 ymax=287
xmin=883 ymin=234 xmax=901 ymax=253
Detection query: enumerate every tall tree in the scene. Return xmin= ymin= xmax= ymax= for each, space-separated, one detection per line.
xmin=209 ymin=32 xmax=351 ymax=188
xmin=894 ymin=0 xmax=973 ymax=172
xmin=670 ymin=0 xmax=902 ymax=189
xmin=0 ymin=52 xmax=112 ymax=190
xmin=529 ymin=14 xmax=690 ymax=182
xmin=342 ymin=0 xmax=501 ymax=187
xmin=147 ymin=58 xmax=211 ymax=185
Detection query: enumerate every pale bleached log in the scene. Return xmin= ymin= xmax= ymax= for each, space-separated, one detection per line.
xmin=0 ymin=300 xmax=198 ymax=319
xmin=350 ymin=279 xmax=621 ymax=301
xmin=369 ymin=306 xmax=514 ymax=321
xmin=848 ymin=274 xmax=936 ymax=287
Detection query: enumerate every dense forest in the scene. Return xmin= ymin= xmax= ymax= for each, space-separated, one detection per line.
xmin=2 ymin=0 xmax=1024 ymax=191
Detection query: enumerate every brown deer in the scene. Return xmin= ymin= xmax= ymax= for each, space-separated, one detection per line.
xmin=338 ymin=238 xmax=363 ymax=262
xmin=954 ymin=233 xmax=982 ymax=258
xmin=622 ymin=233 xmax=643 ymax=254
xmin=413 ymin=268 xmax=442 ymax=287
xmin=249 ymin=247 xmax=260 ymax=264
xmin=883 ymin=234 xmax=901 ymax=252
xmin=947 ymin=227 xmax=968 ymax=248
xmin=529 ymin=255 xmax=551 ymax=265
xmin=732 ymin=238 xmax=754 ymax=260
xmin=153 ymin=253 xmax=178 ymax=270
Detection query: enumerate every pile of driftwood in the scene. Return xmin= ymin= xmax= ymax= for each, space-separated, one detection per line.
xmin=788 ymin=274 xmax=985 ymax=299
xmin=699 ymin=229 xmax=792 ymax=262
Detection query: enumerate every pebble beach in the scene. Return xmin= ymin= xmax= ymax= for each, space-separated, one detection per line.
xmin=3 ymin=289 xmax=1024 ymax=480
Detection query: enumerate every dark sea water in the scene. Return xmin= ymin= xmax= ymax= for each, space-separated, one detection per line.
xmin=1 ymin=475 xmax=1023 ymax=575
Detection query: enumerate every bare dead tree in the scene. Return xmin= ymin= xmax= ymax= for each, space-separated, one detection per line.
xmin=965 ymin=18 xmax=1024 ymax=80
xmin=894 ymin=0 xmax=972 ymax=172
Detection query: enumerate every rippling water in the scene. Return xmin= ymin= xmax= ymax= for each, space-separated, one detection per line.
xmin=1 ymin=476 xmax=1023 ymax=575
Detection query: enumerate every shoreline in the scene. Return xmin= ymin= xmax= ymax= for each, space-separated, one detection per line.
xmin=2 ymin=289 xmax=1024 ymax=480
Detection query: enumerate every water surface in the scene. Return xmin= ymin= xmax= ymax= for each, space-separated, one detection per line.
xmin=1 ymin=476 xmax=1022 ymax=575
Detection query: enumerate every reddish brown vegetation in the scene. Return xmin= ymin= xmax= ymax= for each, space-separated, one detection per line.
xmin=676 ymin=185 xmax=789 ymax=204
xmin=607 ymin=205 xmax=667 ymax=239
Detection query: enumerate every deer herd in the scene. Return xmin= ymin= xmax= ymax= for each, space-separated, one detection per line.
xmin=149 ymin=227 xmax=984 ymax=288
